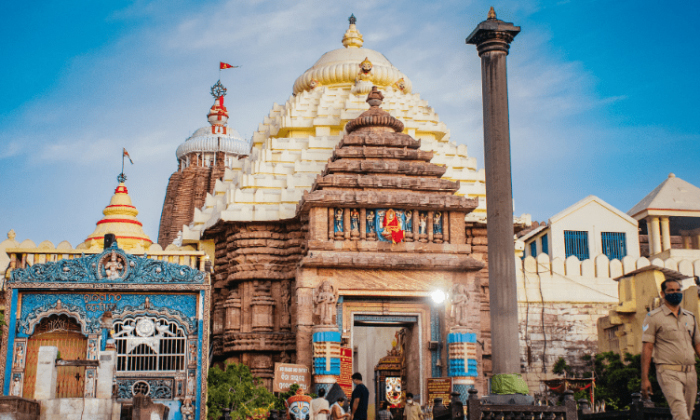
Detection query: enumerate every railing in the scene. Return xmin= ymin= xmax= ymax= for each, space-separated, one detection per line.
xmin=467 ymin=389 xmax=577 ymax=420
xmin=578 ymin=394 xmax=674 ymax=420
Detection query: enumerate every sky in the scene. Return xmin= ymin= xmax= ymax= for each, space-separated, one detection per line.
xmin=1 ymin=0 xmax=699 ymax=247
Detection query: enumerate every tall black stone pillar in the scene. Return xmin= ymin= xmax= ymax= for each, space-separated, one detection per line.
xmin=466 ymin=8 xmax=521 ymax=376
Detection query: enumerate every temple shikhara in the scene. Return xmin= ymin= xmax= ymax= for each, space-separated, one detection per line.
xmin=4 ymin=10 xmax=700 ymax=420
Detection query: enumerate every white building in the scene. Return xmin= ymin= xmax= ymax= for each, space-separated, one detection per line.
xmin=520 ymin=195 xmax=640 ymax=262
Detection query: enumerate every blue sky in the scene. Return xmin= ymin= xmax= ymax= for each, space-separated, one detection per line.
xmin=1 ymin=0 xmax=699 ymax=246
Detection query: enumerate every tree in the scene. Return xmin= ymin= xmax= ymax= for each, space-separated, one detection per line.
xmin=207 ymin=362 xmax=277 ymax=420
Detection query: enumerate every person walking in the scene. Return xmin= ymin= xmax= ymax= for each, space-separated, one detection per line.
xmin=350 ymin=373 xmax=369 ymax=420
xmin=403 ymin=393 xmax=423 ymax=420
xmin=642 ymin=279 xmax=700 ymax=420
xmin=312 ymin=388 xmax=331 ymax=420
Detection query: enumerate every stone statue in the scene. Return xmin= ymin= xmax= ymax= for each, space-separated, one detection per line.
xmin=87 ymin=340 xmax=97 ymax=360
xmin=449 ymin=284 xmax=470 ymax=326
xmin=104 ymin=251 xmax=124 ymax=280
xmin=84 ymin=371 xmax=95 ymax=397
xmin=334 ymin=209 xmax=344 ymax=233
xmin=188 ymin=342 xmax=197 ymax=364
xmin=187 ymin=371 xmax=196 ymax=395
xmin=356 ymin=57 xmax=373 ymax=82
xmin=13 ymin=344 xmax=24 ymax=368
xmin=280 ymin=283 xmax=291 ymax=326
xmin=11 ymin=375 xmax=21 ymax=397
xmin=181 ymin=397 xmax=195 ymax=420
xmin=405 ymin=210 xmax=413 ymax=231
xmin=381 ymin=209 xmax=404 ymax=244
xmin=366 ymin=210 xmax=376 ymax=234
xmin=433 ymin=212 xmax=443 ymax=234
xmin=418 ymin=212 xmax=428 ymax=237
xmin=314 ymin=281 xmax=338 ymax=326
xmin=350 ymin=209 xmax=360 ymax=232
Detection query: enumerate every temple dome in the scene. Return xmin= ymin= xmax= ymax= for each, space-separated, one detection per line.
xmin=81 ymin=180 xmax=153 ymax=250
xmin=176 ymin=126 xmax=248 ymax=160
xmin=293 ymin=19 xmax=412 ymax=95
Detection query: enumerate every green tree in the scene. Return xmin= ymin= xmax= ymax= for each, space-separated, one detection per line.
xmin=589 ymin=352 xmax=665 ymax=410
xmin=207 ymin=362 xmax=277 ymax=420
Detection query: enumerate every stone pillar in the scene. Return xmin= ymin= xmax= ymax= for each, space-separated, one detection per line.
xmin=447 ymin=331 xmax=477 ymax=405
xmin=466 ymin=8 xmax=520 ymax=375
xmin=224 ymin=293 xmax=242 ymax=333
xmin=649 ymin=216 xmax=661 ymax=255
xmin=96 ymin=349 xmax=117 ymax=399
xmin=34 ymin=346 xmax=58 ymax=400
xmin=661 ymin=217 xmax=671 ymax=251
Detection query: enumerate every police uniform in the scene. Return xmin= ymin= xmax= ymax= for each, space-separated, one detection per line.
xmin=642 ymin=305 xmax=700 ymax=420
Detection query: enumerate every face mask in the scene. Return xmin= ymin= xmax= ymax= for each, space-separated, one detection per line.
xmin=407 ymin=399 xmax=413 ymax=404
xmin=665 ymin=293 xmax=683 ymax=305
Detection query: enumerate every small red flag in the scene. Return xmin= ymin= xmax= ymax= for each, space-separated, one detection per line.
xmin=220 ymin=62 xmax=239 ymax=70
xmin=123 ymin=148 xmax=133 ymax=164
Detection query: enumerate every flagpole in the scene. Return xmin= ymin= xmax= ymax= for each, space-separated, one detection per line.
xmin=121 ymin=149 xmax=125 ymax=177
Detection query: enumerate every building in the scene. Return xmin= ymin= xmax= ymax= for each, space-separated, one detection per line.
xmin=628 ymin=173 xmax=700 ymax=258
xmin=157 ymin=82 xmax=251 ymax=248
xmin=520 ymin=195 xmax=639 ymax=262
xmin=0 ymin=179 xmax=209 ymax=420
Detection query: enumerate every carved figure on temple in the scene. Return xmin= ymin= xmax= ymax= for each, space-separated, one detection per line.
xmin=280 ymin=282 xmax=291 ymax=326
xmin=84 ymin=371 xmax=95 ymax=397
xmin=356 ymin=57 xmax=373 ymax=82
xmin=366 ymin=210 xmax=376 ymax=238
xmin=314 ymin=281 xmax=338 ymax=326
xmin=405 ymin=210 xmax=413 ymax=231
xmin=13 ymin=343 xmax=24 ymax=368
xmin=393 ymin=78 xmax=406 ymax=93
xmin=181 ymin=397 xmax=195 ymax=420
xmin=350 ymin=209 xmax=360 ymax=233
xmin=103 ymin=251 xmax=125 ymax=280
xmin=449 ymin=284 xmax=470 ymax=326
xmin=381 ymin=209 xmax=404 ymax=244
xmin=187 ymin=371 xmax=196 ymax=395
xmin=11 ymin=375 xmax=21 ymax=397
xmin=334 ymin=209 xmax=344 ymax=233
xmin=87 ymin=340 xmax=97 ymax=360
xmin=433 ymin=212 xmax=443 ymax=234
xmin=188 ymin=342 xmax=197 ymax=364
xmin=418 ymin=213 xmax=428 ymax=234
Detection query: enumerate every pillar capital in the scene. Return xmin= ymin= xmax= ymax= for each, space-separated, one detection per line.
xmin=466 ymin=10 xmax=520 ymax=56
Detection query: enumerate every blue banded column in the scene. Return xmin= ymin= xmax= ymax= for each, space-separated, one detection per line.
xmin=312 ymin=330 xmax=341 ymax=395
xmin=448 ymin=332 xmax=477 ymax=404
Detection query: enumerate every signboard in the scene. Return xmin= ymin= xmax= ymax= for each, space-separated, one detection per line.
xmin=273 ymin=363 xmax=311 ymax=393
xmin=427 ymin=378 xmax=452 ymax=405
xmin=336 ymin=347 xmax=353 ymax=397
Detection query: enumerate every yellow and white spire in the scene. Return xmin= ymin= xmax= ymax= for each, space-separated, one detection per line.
xmin=82 ymin=179 xmax=152 ymax=250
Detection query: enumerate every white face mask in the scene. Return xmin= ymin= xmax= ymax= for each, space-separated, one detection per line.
xmin=407 ymin=399 xmax=413 ymax=404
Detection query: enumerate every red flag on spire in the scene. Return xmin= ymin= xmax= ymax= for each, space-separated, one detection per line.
xmin=123 ymin=148 xmax=133 ymax=164
xmin=220 ymin=62 xmax=239 ymax=70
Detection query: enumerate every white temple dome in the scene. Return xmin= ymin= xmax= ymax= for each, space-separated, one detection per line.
xmin=176 ymin=127 xmax=249 ymax=160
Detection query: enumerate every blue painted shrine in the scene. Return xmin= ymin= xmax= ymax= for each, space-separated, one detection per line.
xmin=1 ymin=245 xmax=209 ymax=420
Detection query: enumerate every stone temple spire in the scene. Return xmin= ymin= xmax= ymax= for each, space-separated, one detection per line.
xmin=342 ymin=14 xmax=364 ymax=48
xmin=207 ymin=80 xmax=230 ymax=135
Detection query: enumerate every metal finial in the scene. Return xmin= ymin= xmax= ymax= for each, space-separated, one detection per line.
xmin=211 ymin=80 xmax=227 ymax=99
xmin=117 ymin=173 xmax=127 ymax=183
xmin=349 ymin=14 xmax=356 ymax=25
xmin=487 ymin=7 xmax=497 ymax=19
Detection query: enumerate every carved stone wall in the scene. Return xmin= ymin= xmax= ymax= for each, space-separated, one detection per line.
xmin=158 ymin=151 xmax=227 ymax=247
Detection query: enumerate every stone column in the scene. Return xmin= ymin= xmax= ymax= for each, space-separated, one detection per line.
xmin=96 ymin=350 xmax=117 ymax=399
xmin=648 ymin=216 xmax=661 ymax=255
xmin=312 ymin=330 xmax=341 ymax=395
xmin=466 ymin=8 xmax=520 ymax=375
xmin=34 ymin=346 xmax=58 ymax=400
xmin=661 ymin=217 xmax=671 ymax=251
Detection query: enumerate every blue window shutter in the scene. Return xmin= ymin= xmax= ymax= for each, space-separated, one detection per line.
xmin=602 ymin=232 xmax=627 ymax=260
xmin=530 ymin=241 xmax=537 ymax=257
xmin=541 ymin=234 xmax=549 ymax=254
xmin=564 ymin=231 xmax=590 ymax=260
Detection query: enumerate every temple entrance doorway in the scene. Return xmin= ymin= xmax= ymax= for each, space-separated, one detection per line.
xmin=23 ymin=314 xmax=87 ymax=398
xmin=352 ymin=315 xmax=422 ymax=420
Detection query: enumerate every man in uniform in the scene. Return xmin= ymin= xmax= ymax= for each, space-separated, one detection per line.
xmin=642 ymin=279 xmax=700 ymax=420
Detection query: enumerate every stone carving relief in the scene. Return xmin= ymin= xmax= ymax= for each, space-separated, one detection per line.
xmin=350 ymin=209 xmax=360 ymax=240
xmin=11 ymin=374 xmax=22 ymax=397
xmin=418 ymin=212 xmax=428 ymax=242
xmin=366 ymin=210 xmax=376 ymax=239
xmin=404 ymin=210 xmax=414 ymax=242
xmin=100 ymin=250 xmax=126 ymax=280
xmin=449 ymin=284 xmax=470 ymax=327
xmin=280 ymin=281 xmax=292 ymax=329
xmin=334 ymin=208 xmax=344 ymax=240
xmin=224 ymin=286 xmax=242 ymax=333
xmin=433 ymin=212 xmax=444 ymax=244
xmin=314 ymin=281 xmax=338 ymax=326
xmin=13 ymin=342 xmax=25 ymax=369
xmin=181 ymin=397 xmax=195 ymax=420
xmin=252 ymin=281 xmax=274 ymax=332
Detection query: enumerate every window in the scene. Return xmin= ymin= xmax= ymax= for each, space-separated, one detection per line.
xmin=602 ymin=232 xmax=627 ymax=260
xmin=529 ymin=241 xmax=537 ymax=257
xmin=564 ymin=231 xmax=590 ymax=260
xmin=114 ymin=317 xmax=186 ymax=372
xmin=541 ymin=234 xmax=549 ymax=255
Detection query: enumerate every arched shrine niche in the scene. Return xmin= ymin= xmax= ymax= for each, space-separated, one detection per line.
xmin=23 ymin=314 xmax=87 ymax=398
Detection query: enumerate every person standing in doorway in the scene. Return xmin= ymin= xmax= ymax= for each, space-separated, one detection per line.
xmin=642 ymin=279 xmax=700 ymax=420
xmin=403 ymin=393 xmax=423 ymax=420
xmin=350 ymin=373 xmax=369 ymax=420
xmin=312 ymin=388 xmax=331 ymax=420
xmin=377 ymin=402 xmax=393 ymax=420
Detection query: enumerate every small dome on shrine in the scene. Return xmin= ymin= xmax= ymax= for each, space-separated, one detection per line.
xmin=81 ymin=178 xmax=152 ymax=250
xmin=175 ymin=80 xmax=250 ymax=160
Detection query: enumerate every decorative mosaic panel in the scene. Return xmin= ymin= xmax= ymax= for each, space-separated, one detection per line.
xmin=116 ymin=378 xmax=173 ymax=400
